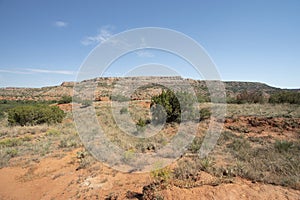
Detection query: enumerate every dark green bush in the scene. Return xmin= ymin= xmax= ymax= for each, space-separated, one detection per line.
xmin=120 ymin=107 xmax=128 ymax=114
xmin=0 ymin=99 xmax=54 ymax=119
xmin=151 ymin=90 xmax=198 ymax=124
xmin=151 ymin=90 xmax=181 ymax=124
xmin=269 ymin=91 xmax=300 ymax=104
xmin=58 ymin=95 xmax=72 ymax=104
xmin=8 ymin=105 xmax=65 ymax=126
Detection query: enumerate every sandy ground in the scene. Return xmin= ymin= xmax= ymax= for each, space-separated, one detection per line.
xmin=0 ymin=148 xmax=299 ymax=200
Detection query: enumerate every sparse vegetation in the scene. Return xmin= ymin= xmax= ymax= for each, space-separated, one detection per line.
xmin=151 ymin=167 xmax=172 ymax=183
xmin=110 ymin=94 xmax=130 ymax=102
xmin=76 ymin=150 xmax=95 ymax=170
xmin=173 ymin=158 xmax=200 ymax=182
xmin=45 ymin=128 xmax=60 ymax=136
xmin=0 ymin=77 xmax=300 ymax=198
xmin=0 ymin=138 xmax=23 ymax=147
xmin=274 ymin=140 xmax=294 ymax=153
xmin=213 ymin=131 xmax=300 ymax=189
xmin=72 ymin=96 xmax=93 ymax=107
xmin=59 ymin=138 xmax=77 ymax=148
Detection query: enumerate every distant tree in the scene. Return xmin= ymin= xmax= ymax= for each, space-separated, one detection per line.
xmin=269 ymin=91 xmax=300 ymax=104
xmin=151 ymin=90 xmax=198 ymax=124
xmin=151 ymin=90 xmax=181 ymax=124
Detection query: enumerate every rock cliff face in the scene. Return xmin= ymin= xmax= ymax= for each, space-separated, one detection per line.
xmin=0 ymin=76 xmax=297 ymax=101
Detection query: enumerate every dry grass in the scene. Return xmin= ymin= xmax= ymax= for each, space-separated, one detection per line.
xmin=181 ymin=130 xmax=300 ymax=189
xmin=199 ymin=103 xmax=300 ymax=118
xmin=0 ymin=113 xmax=80 ymax=168
xmin=0 ymin=101 xmax=299 ymax=192
xmin=94 ymin=101 xmax=177 ymax=153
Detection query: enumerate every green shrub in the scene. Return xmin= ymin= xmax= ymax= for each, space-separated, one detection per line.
xmin=274 ymin=140 xmax=293 ymax=153
xmin=58 ymin=95 xmax=72 ymax=104
xmin=136 ymin=118 xmax=147 ymax=132
xmin=188 ymin=137 xmax=203 ymax=153
xmin=120 ymin=107 xmax=128 ymax=114
xmin=269 ymin=91 xmax=300 ymax=104
xmin=151 ymin=90 xmax=197 ymax=124
xmin=59 ymin=138 xmax=78 ymax=148
xmin=0 ymin=100 xmax=52 ymax=119
xmin=0 ymin=138 xmax=23 ymax=147
xmin=151 ymin=90 xmax=180 ymax=124
xmin=110 ymin=94 xmax=130 ymax=102
xmin=8 ymin=105 xmax=65 ymax=126
xmin=6 ymin=148 xmax=18 ymax=158
xmin=151 ymin=167 xmax=172 ymax=183
xmin=81 ymin=100 xmax=93 ymax=107
xmin=137 ymin=118 xmax=146 ymax=127
xmin=199 ymin=108 xmax=211 ymax=121
xmin=46 ymin=129 xmax=61 ymax=136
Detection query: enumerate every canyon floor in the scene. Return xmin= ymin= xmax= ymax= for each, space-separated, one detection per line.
xmin=0 ymin=102 xmax=299 ymax=200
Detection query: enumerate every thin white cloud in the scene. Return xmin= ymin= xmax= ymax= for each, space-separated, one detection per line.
xmin=0 ymin=69 xmax=31 ymax=74
xmin=81 ymin=25 xmax=114 ymax=46
xmin=26 ymin=68 xmax=75 ymax=75
xmin=81 ymin=26 xmax=156 ymax=59
xmin=54 ymin=21 xmax=68 ymax=28
xmin=0 ymin=68 xmax=75 ymax=75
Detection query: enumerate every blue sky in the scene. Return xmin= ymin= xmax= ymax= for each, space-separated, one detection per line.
xmin=0 ymin=0 xmax=299 ymax=88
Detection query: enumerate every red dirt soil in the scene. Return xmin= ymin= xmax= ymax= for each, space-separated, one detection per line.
xmin=0 ymin=149 xmax=299 ymax=200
